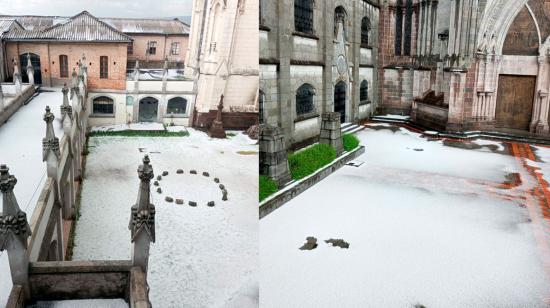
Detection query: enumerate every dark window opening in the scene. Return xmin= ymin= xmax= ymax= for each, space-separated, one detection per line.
xmin=395 ymin=0 xmax=403 ymax=55
xmin=148 ymin=41 xmax=157 ymax=55
xmin=166 ymin=97 xmax=187 ymax=114
xmin=59 ymin=55 xmax=68 ymax=78
xmin=100 ymin=56 xmax=108 ymax=79
xmin=127 ymin=43 xmax=133 ymax=55
xmin=296 ymin=84 xmax=315 ymax=116
xmin=360 ymin=80 xmax=369 ymax=102
xmin=361 ymin=17 xmax=371 ymax=46
xmin=294 ymin=0 xmax=314 ymax=34
xmin=93 ymin=96 xmax=114 ymax=115
xmin=404 ymin=0 xmax=413 ymax=56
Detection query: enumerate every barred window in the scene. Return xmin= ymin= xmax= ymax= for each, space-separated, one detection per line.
xmin=294 ymin=0 xmax=314 ymax=34
xmin=395 ymin=0 xmax=403 ymax=55
xmin=148 ymin=41 xmax=157 ymax=55
xmin=166 ymin=97 xmax=187 ymax=114
xmin=59 ymin=55 xmax=68 ymax=78
xmin=127 ymin=43 xmax=133 ymax=55
xmin=404 ymin=0 xmax=413 ymax=56
xmin=93 ymin=96 xmax=114 ymax=115
xmin=296 ymin=84 xmax=315 ymax=116
xmin=171 ymin=42 xmax=180 ymax=55
xmin=360 ymin=80 xmax=369 ymax=102
xmin=100 ymin=56 xmax=108 ymax=79
xmin=361 ymin=17 xmax=371 ymax=46
xmin=259 ymin=90 xmax=265 ymax=124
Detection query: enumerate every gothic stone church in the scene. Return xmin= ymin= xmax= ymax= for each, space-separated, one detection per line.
xmin=259 ymin=0 xmax=550 ymax=150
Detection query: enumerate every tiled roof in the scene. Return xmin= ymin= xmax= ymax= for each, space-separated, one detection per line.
xmin=2 ymin=14 xmax=189 ymax=36
xmin=4 ymin=11 xmax=132 ymax=42
xmin=0 ymin=18 xmax=23 ymax=36
xmin=102 ymin=18 xmax=190 ymax=35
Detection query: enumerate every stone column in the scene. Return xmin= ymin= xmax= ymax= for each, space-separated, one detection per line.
xmin=0 ymin=165 xmax=32 ymax=297
xmin=320 ymin=112 xmax=343 ymax=156
xmin=259 ymin=125 xmax=291 ymax=187
xmin=26 ymin=54 xmax=34 ymax=86
xmin=208 ymin=95 xmax=227 ymax=138
xmin=129 ymin=155 xmax=156 ymax=275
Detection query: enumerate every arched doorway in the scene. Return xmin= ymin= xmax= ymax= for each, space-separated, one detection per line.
xmin=139 ymin=97 xmax=159 ymax=122
xmin=334 ymin=81 xmax=346 ymax=123
xmin=19 ymin=53 xmax=42 ymax=84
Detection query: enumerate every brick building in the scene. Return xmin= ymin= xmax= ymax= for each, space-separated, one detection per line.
xmin=261 ymin=0 xmax=550 ymax=150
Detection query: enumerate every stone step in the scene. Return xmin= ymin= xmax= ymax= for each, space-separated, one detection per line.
xmin=341 ymin=123 xmax=363 ymax=134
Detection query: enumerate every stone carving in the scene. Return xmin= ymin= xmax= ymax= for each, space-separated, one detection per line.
xmin=60 ymin=84 xmax=73 ymax=120
xmin=208 ymin=95 xmax=227 ymax=139
xmin=0 ymin=165 xmax=31 ymax=252
xmin=42 ymin=106 xmax=61 ymax=161
xmin=129 ymin=155 xmax=156 ymax=243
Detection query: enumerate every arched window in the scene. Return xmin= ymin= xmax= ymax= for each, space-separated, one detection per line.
xmin=93 ymin=96 xmax=114 ymax=115
xmin=361 ymin=17 xmax=371 ymax=46
xmin=360 ymin=80 xmax=369 ymax=102
xmin=166 ymin=97 xmax=187 ymax=114
xmin=259 ymin=90 xmax=265 ymax=124
xmin=334 ymin=6 xmax=347 ymax=39
xmin=395 ymin=0 xmax=403 ymax=55
xmin=296 ymin=83 xmax=315 ymax=116
xmin=59 ymin=55 xmax=68 ymax=78
xmin=404 ymin=0 xmax=413 ymax=56
xmin=294 ymin=0 xmax=314 ymax=34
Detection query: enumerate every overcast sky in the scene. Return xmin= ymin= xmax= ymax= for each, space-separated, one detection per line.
xmin=0 ymin=0 xmax=193 ymax=18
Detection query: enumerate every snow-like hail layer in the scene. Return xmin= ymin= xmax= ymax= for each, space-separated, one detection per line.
xmin=71 ymin=131 xmax=258 ymax=307
xmin=28 ymin=299 xmax=128 ymax=308
xmin=0 ymin=89 xmax=64 ymax=307
xmin=260 ymin=126 xmax=550 ymax=308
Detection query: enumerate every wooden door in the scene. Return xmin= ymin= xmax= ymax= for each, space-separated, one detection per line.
xmin=495 ymin=75 xmax=536 ymax=131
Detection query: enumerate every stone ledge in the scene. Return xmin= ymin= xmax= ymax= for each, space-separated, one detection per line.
xmin=259 ymin=145 xmax=365 ymax=219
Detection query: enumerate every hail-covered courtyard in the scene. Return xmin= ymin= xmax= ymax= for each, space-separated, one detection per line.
xmin=260 ymin=123 xmax=550 ymax=308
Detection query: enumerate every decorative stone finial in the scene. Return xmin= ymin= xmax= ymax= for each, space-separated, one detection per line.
xmin=60 ymin=84 xmax=72 ymax=119
xmin=26 ymin=54 xmax=32 ymax=69
xmin=208 ymin=95 xmax=227 ymax=138
xmin=42 ymin=106 xmax=60 ymax=162
xmin=129 ymin=155 xmax=156 ymax=243
xmin=13 ymin=58 xmax=20 ymax=75
xmin=71 ymin=67 xmax=78 ymax=86
xmin=0 ymin=164 xmax=32 ymax=252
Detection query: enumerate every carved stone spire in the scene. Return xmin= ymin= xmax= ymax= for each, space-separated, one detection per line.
xmin=0 ymin=164 xmax=31 ymax=294
xmin=42 ymin=106 xmax=60 ymax=162
xmin=13 ymin=57 xmax=20 ymax=76
xmin=129 ymin=155 xmax=156 ymax=274
xmin=26 ymin=54 xmax=34 ymax=85
xmin=71 ymin=68 xmax=78 ymax=88
xmin=13 ymin=58 xmax=22 ymax=94
xmin=129 ymin=155 xmax=156 ymax=243
xmin=208 ymin=95 xmax=227 ymax=138
xmin=0 ymin=164 xmax=31 ymax=251
xmin=60 ymin=84 xmax=72 ymax=120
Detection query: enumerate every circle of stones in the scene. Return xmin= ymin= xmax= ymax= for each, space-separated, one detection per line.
xmin=153 ymin=169 xmax=228 ymax=208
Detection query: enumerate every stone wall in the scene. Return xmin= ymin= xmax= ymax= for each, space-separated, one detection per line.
xmin=0 ymin=84 xmax=35 ymax=126
xmin=127 ymin=34 xmax=189 ymax=63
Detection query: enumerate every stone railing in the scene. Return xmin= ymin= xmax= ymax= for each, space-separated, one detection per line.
xmin=0 ymin=56 xmax=38 ymax=127
xmin=1 ymin=56 xmax=154 ymax=307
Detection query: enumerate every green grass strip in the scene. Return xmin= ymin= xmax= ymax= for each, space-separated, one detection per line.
xmin=259 ymin=175 xmax=279 ymax=202
xmin=289 ymin=144 xmax=337 ymax=180
xmin=343 ymin=133 xmax=360 ymax=152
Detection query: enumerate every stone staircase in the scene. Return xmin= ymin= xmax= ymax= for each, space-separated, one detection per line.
xmin=341 ymin=122 xmax=364 ymax=135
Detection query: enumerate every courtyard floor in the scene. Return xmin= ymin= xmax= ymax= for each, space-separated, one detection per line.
xmin=260 ymin=123 xmax=550 ymax=308
xmin=71 ymin=130 xmax=258 ymax=307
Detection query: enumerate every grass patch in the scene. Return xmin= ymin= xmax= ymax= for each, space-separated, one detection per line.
xmin=259 ymin=175 xmax=279 ymax=202
xmin=88 ymin=130 xmax=189 ymax=137
xmin=289 ymin=144 xmax=337 ymax=180
xmin=343 ymin=133 xmax=360 ymax=152
xmin=227 ymin=132 xmax=237 ymax=137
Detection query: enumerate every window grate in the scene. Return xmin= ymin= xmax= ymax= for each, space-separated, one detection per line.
xmin=93 ymin=97 xmax=114 ymax=114
xmin=167 ymin=97 xmax=187 ymax=114
xmin=294 ymin=0 xmax=314 ymax=34
xmin=296 ymin=84 xmax=315 ymax=116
